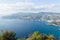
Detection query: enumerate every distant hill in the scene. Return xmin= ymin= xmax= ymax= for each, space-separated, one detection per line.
xmin=2 ymin=12 xmax=42 ymax=19
xmin=2 ymin=12 xmax=60 ymax=21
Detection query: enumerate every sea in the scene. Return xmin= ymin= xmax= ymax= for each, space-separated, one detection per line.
xmin=0 ymin=19 xmax=60 ymax=38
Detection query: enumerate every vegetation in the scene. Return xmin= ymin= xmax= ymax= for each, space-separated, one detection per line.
xmin=0 ymin=31 xmax=59 ymax=40
xmin=0 ymin=31 xmax=16 ymax=40
xmin=27 ymin=31 xmax=55 ymax=40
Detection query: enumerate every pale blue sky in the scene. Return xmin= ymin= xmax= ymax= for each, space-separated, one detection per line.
xmin=0 ymin=0 xmax=60 ymax=15
xmin=0 ymin=0 xmax=59 ymax=4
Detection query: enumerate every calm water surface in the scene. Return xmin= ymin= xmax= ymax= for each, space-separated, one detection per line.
xmin=0 ymin=19 xmax=60 ymax=38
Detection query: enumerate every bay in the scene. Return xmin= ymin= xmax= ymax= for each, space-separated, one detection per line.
xmin=0 ymin=19 xmax=60 ymax=38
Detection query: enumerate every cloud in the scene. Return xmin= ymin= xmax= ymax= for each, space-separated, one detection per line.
xmin=0 ymin=2 xmax=59 ymax=15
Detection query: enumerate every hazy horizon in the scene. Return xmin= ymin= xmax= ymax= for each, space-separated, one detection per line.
xmin=0 ymin=0 xmax=60 ymax=15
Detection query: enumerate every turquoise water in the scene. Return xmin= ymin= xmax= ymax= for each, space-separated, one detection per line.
xmin=0 ymin=19 xmax=60 ymax=38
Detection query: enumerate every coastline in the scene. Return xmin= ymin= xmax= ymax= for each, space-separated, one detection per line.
xmin=47 ymin=21 xmax=60 ymax=26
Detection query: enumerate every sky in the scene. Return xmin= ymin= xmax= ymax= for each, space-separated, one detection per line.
xmin=0 ymin=0 xmax=60 ymax=15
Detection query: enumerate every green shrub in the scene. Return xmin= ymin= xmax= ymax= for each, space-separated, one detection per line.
xmin=0 ymin=31 xmax=16 ymax=40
